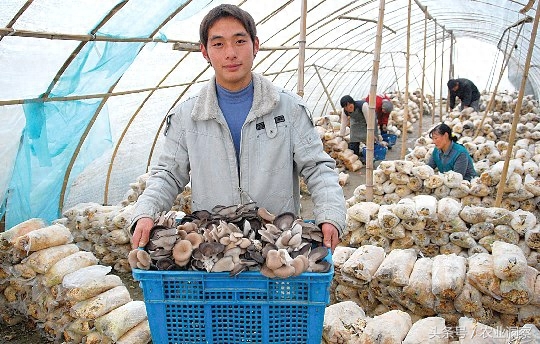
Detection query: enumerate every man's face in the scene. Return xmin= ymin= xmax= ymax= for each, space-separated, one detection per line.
xmin=200 ymin=17 xmax=260 ymax=91
xmin=452 ymin=84 xmax=459 ymax=92
xmin=343 ymin=103 xmax=354 ymax=113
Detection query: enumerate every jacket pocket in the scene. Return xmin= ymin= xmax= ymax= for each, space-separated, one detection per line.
xmin=255 ymin=123 xmax=291 ymax=173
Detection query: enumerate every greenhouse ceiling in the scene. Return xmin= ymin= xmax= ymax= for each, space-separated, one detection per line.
xmin=0 ymin=0 xmax=538 ymax=228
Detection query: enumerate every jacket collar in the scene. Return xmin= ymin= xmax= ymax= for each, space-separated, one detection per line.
xmin=191 ymin=73 xmax=280 ymax=122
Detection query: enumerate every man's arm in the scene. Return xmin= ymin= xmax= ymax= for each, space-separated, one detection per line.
xmin=293 ymin=105 xmax=346 ymax=249
xmin=460 ymin=82 xmax=473 ymax=107
xmin=449 ymin=90 xmax=456 ymax=109
xmin=339 ymin=111 xmax=349 ymax=137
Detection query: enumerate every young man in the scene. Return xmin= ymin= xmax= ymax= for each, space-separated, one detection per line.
xmin=339 ymin=95 xmax=381 ymax=157
xmin=130 ymin=4 xmax=345 ymax=251
xmin=447 ymin=78 xmax=481 ymax=112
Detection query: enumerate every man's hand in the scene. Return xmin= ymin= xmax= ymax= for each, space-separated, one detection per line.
xmin=131 ymin=217 xmax=154 ymax=249
xmin=321 ymin=223 xmax=340 ymax=252
xmin=377 ymin=135 xmax=384 ymax=143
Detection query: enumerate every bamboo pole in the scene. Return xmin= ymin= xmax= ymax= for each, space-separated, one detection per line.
xmin=390 ymin=53 xmax=402 ymax=95
xmin=418 ymin=9 xmax=428 ymax=137
xmin=449 ymin=30 xmax=454 ymax=80
xmin=0 ymin=0 xmax=34 ymax=43
xmin=438 ymin=28 xmax=445 ymax=120
xmin=297 ymin=0 xmax=307 ymax=97
xmin=432 ymin=21 xmax=437 ymax=124
xmin=366 ymin=0 xmax=387 ymax=202
xmin=495 ymin=0 xmax=540 ymax=206
xmin=313 ymin=65 xmax=338 ymax=114
xmin=399 ymin=0 xmax=412 ymax=159
xmin=473 ymin=23 xmax=523 ymax=139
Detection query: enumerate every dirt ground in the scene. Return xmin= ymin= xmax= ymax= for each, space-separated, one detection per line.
xmin=0 ymin=125 xmax=422 ymax=343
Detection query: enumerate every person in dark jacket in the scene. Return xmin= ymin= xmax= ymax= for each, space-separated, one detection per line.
xmin=339 ymin=95 xmax=382 ymax=157
xmin=447 ymin=78 xmax=481 ymax=112
xmin=427 ymin=123 xmax=477 ymax=181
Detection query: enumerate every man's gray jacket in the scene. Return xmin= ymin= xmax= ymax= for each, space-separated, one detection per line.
xmin=130 ymin=73 xmax=346 ymax=236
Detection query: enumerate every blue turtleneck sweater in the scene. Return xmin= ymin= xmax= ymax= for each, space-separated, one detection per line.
xmin=216 ymin=81 xmax=254 ymax=161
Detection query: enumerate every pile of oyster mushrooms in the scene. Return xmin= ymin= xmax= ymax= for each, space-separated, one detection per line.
xmin=128 ymin=203 xmax=331 ymax=278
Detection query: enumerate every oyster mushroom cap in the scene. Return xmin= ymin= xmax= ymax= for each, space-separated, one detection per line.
xmin=211 ymin=256 xmax=235 ymax=272
xmin=135 ymin=250 xmax=151 ymax=270
xmin=264 ymin=223 xmax=282 ymax=236
xmin=185 ymin=232 xmax=204 ymax=249
xmin=258 ymin=228 xmax=278 ymax=243
xmin=262 ymin=243 xmax=278 ymax=258
xmin=246 ymin=250 xmax=264 ymax=264
xmin=238 ymin=238 xmax=252 ymax=249
xmin=199 ymin=242 xmax=225 ymax=257
xmin=151 ymin=227 xmax=178 ymax=239
xmin=172 ymin=239 xmax=193 ymax=266
xmin=290 ymin=255 xmax=309 ymax=276
xmin=229 ymin=260 xmax=258 ymax=277
xmin=273 ymin=265 xmax=296 ymax=278
xmin=287 ymin=232 xmax=303 ymax=247
xmin=257 ymin=207 xmax=276 ymax=223
xmin=155 ymin=257 xmax=176 ymax=270
xmin=309 ymin=260 xmax=332 ymax=273
xmin=176 ymin=229 xmax=187 ymax=239
xmin=273 ymin=212 xmax=297 ymax=230
xmin=260 ymin=264 xmax=276 ymax=278
xmin=291 ymin=243 xmax=311 ymax=258
xmin=278 ymin=249 xmax=293 ymax=265
xmin=178 ymin=221 xmax=198 ymax=233
xmin=150 ymin=235 xmax=178 ymax=251
xmin=127 ymin=249 xmax=139 ymax=269
xmin=224 ymin=247 xmax=244 ymax=263
xmin=279 ymin=230 xmax=292 ymax=246
xmin=309 ymin=246 xmax=329 ymax=263
xmin=266 ymin=249 xmax=283 ymax=270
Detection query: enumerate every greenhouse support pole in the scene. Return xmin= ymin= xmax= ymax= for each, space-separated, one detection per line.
xmin=399 ymin=0 xmax=412 ymax=159
xmin=390 ymin=53 xmax=402 ymax=95
xmin=432 ymin=21 xmax=437 ymax=124
xmin=418 ymin=9 xmax=428 ymax=137
xmin=366 ymin=0 xmax=386 ymax=201
xmin=496 ymin=0 xmax=540 ymax=206
xmin=474 ymin=21 xmax=524 ymax=139
xmin=313 ymin=65 xmax=338 ymax=114
xmin=438 ymin=28 xmax=445 ymax=120
xmin=449 ymin=30 xmax=454 ymax=80
xmin=297 ymin=0 xmax=307 ymax=97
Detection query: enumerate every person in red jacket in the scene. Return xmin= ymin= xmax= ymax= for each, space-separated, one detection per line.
xmin=365 ymin=94 xmax=393 ymax=134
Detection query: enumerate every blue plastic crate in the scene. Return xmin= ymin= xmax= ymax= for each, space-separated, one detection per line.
xmin=132 ymin=255 xmax=333 ymax=344
xmin=361 ymin=143 xmax=388 ymax=161
xmin=381 ymin=133 xmax=397 ymax=146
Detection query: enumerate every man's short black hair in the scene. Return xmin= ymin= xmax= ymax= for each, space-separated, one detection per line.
xmin=447 ymin=79 xmax=458 ymax=89
xmin=340 ymin=95 xmax=354 ymax=107
xmin=200 ymin=4 xmax=257 ymax=49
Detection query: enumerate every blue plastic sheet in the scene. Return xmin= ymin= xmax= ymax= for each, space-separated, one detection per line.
xmin=6 ymin=0 xmax=192 ymax=228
